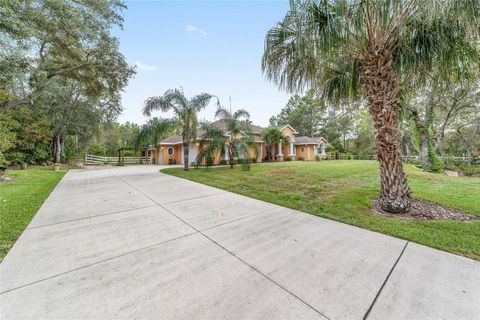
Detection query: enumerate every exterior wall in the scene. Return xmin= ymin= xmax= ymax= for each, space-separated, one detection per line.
xmin=153 ymin=148 xmax=161 ymax=164
xmin=295 ymin=145 xmax=316 ymax=160
xmin=280 ymin=126 xmax=297 ymax=159
xmin=282 ymin=144 xmax=291 ymax=157
xmin=281 ymin=126 xmax=295 ymax=140
xmin=247 ymin=143 xmax=262 ymax=163
xmin=161 ymin=145 xmax=182 ymax=165
xmin=196 ymin=142 xmax=222 ymax=166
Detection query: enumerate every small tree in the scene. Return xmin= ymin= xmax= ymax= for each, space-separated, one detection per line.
xmin=261 ymin=127 xmax=289 ymax=162
xmin=133 ymin=118 xmax=177 ymax=155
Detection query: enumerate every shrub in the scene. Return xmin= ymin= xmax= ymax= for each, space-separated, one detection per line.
xmin=284 ymin=156 xmax=292 ymax=161
xmin=456 ymin=164 xmax=480 ymax=177
xmin=297 ymin=156 xmax=304 ymax=161
xmin=239 ymin=158 xmax=251 ymax=171
xmin=219 ymin=159 xmax=227 ymax=165
xmin=325 ymin=144 xmax=335 ymax=152
xmin=407 ymin=159 xmax=422 ymax=167
xmin=251 ymin=157 xmax=257 ymax=163
xmin=5 ymin=152 xmax=24 ymax=165
xmin=315 ymin=155 xmax=321 ymax=161
xmin=429 ymin=152 xmax=445 ymax=173
xmin=206 ymin=156 xmax=214 ymax=167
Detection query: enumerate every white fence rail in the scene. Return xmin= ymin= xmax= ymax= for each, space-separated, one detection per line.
xmin=85 ymin=154 xmax=146 ymax=165
xmin=347 ymin=155 xmax=473 ymax=163
xmin=402 ymin=156 xmax=472 ymax=163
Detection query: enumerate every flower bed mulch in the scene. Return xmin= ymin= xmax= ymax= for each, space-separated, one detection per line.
xmin=372 ymin=198 xmax=480 ymax=221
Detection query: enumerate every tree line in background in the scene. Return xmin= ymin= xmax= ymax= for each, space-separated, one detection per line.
xmin=269 ymin=87 xmax=480 ymax=171
xmin=0 ymin=0 xmax=135 ymax=165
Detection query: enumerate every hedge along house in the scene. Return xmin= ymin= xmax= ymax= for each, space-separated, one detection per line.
xmin=149 ymin=120 xmax=328 ymax=165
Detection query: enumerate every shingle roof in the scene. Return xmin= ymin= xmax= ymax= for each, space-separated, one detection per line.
xmin=160 ymin=135 xmax=183 ymax=144
xmin=210 ymin=119 xmax=264 ymax=134
xmin=294 ymin=136 xmax=326 ymax=144
xmin=159 ymin=120 xmax=321 ymax=145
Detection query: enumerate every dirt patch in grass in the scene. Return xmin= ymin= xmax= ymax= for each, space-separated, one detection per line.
xmin=372 ymin=198 xmax=480 ymax=221
xmin=270 ymin=168 xmax=295 ymax=175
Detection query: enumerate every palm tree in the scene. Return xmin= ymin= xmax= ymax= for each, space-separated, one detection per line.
xmin=143 ymin=89 xmax=217 ymax=170
xmin=197 ymin=106 xmax=258 ymax=168
xmin=262 ymin=0 xmax=479 ymax=213
xmin=261 ymin=127 xmax=289 ymax=162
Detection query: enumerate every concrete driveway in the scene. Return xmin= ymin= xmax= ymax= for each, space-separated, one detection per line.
xmin=1 ymin=165 xmax=479 ymax=320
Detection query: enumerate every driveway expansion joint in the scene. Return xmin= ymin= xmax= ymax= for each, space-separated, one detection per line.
xmin=122 ymin=177 xmax=331 ymax=320
xmin=159 ymin=192 xmax=226 ymax=205
xmin=26 ymin=204 xmax=159 ymax=230
xmin=362 ymin=241 xmax=409 ymax=320
xmin=0 ymin=231 xmax=199 ymax=295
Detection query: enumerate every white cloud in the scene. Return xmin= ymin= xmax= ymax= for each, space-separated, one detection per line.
xmin=134 ymin=61 xmax=157 ymax=71
xmin=186 ymin=24 xmax=207 ymax=36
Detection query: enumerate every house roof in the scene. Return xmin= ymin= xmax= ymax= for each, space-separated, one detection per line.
xmin=160 ymin=135 xmax=183 ymax=145
xmin=210 ymin=119 xmax=264 ymax=134
xmin=159 ymin=120 xmax=326 ymax=145
xmin=294 ymin=136 xmax=327 ymax=145
xmin=276 ymin=124 xmax=299 ymax=134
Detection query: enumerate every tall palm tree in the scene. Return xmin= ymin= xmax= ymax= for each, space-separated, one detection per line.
xmin=261 ymin=127 xmax=289 ymax=162
xmin=262 ymin=0 xmax=479 ymax=213
xmin=143 ymin=89 xmax=217 ymax=170
xmin=198 ymin=107 xmax=258 ymax=168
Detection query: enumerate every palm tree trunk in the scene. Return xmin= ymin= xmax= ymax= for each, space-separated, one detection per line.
xmin=228 ymin=145 xmax=234 ymax=169
xmin=362 ymin=47 xmax=411 ymax=213
xmin=183 ymin=142 xmax=189 ymax=171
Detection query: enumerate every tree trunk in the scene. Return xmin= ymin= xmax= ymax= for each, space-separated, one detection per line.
xmin=361 ymin=47 xmax=411 ymax=213
xmin=404 ymin=141 xmax=410 ymax=163
xmin=420 ymin=132 xmax=431 ymax=171
xmin=53 ymin=135 xmax=62 ymax=163
xmin=183 ymin=142 xmax=189 ymax=171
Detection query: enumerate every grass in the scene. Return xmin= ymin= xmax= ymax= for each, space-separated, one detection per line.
xmin=0 ymin=166 xmax=66 ymax=261
xmin=162 ymin=160 xmax=480 ymax=260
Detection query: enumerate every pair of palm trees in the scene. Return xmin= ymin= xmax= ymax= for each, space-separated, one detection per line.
xmin=262 ymin=0 xmax=479 ymax=213
xmin=143 ymin=89 xmax=254 ymax=170
xmin=197 ymin=108 xmax=257 ymax=169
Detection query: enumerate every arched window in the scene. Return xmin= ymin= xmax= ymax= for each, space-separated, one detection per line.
xmin=167 ymin=147 xmax=174 ymax=156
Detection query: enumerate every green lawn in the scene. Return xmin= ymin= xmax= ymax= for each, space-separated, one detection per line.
xmin=0 ymin=167 xmax=66 ymax=261
xmin=162 ymin=160 xmax=480 ymax=260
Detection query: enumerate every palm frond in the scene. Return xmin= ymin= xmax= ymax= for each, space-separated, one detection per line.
xmin=197 ymin=122 xmax=226 ymax=165
xmin=233 ymin=109 xmax=250 ymax=120
xmin=143 ymin=89 xmax=187 ymax=116
xmin=134 ymin=117 xmax=176 ymax=151
xmin=214 ymin=106 xmax=232 ymax=120
xmin=190 ymin=93 xmax=217 ymax=112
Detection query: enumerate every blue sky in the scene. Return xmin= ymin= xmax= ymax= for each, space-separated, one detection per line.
xmin=115 ymin=0 xmax=291 ymax=126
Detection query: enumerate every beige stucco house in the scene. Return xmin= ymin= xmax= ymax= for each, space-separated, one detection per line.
xmin=147 ymin=120 xmax=327 ymax=165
